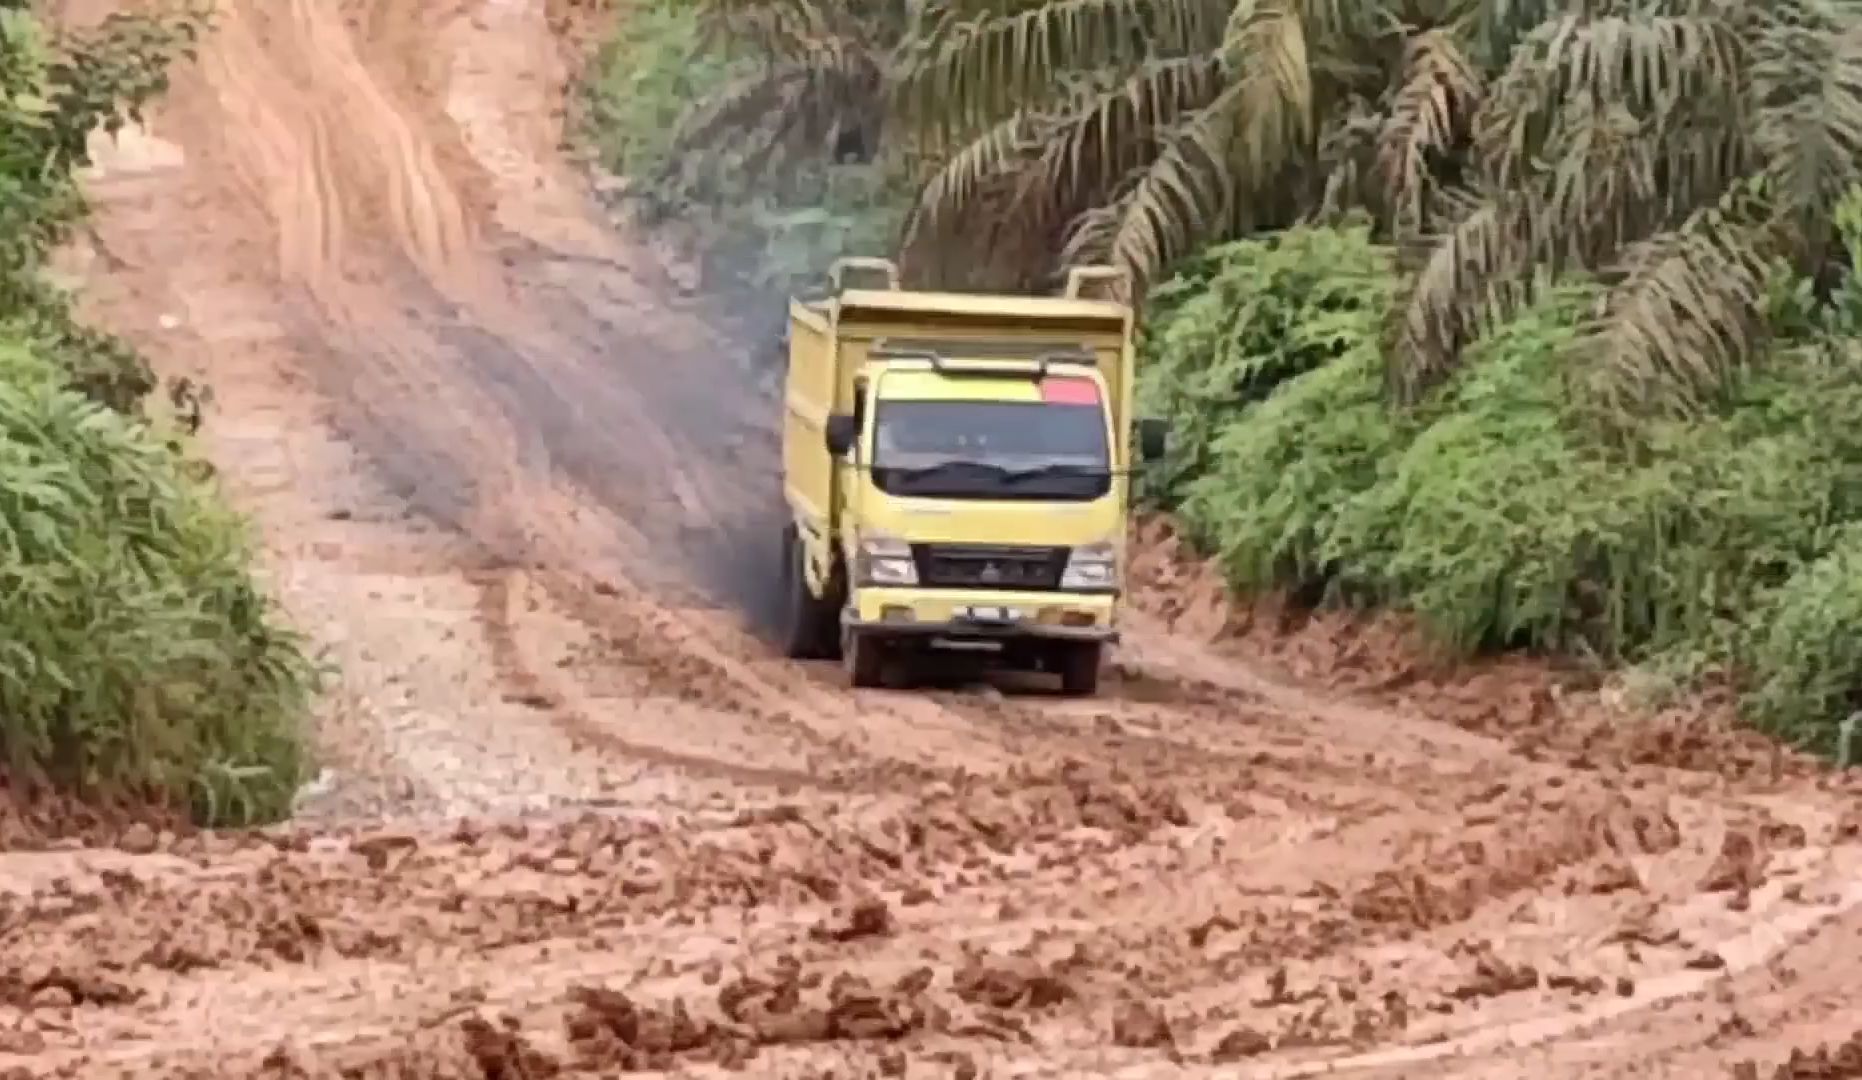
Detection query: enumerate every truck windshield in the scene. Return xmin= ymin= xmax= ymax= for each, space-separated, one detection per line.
xmin=870 ymin=397 xmax=1111 ymax=501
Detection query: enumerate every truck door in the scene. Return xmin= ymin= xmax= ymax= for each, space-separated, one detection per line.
xmin=837 ymin=376 xmax=869 ymax=526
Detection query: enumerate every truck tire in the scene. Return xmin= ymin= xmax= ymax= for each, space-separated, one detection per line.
xmin=843 ymin=627 xmax=885 ymax=688
xmin=778 ymin=525 xmax=830 ymax=659
xmin=1057 ymin=642 xmax=1103 ymax=696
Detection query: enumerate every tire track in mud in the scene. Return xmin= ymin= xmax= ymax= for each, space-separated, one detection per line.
xmin=24 ymin=0 xmax=1862 ymax=1074
xmin=201 ymin=0 xmax=915 ymax=779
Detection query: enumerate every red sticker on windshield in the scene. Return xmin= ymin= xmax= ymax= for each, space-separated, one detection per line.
xmin=1040 ymin=376 xmax=1100 ymax=404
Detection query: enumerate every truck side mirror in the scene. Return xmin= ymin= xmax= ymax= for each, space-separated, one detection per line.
xmin=824 ymin=413 xmax=858 ymax=457
xmin=1137 ymin=417 xmax=1169 ymax=462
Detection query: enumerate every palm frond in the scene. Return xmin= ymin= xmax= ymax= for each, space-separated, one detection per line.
xmin=1221 ymin=0 xmax=1316 ymax=183
xmin=889 ymin=0 xmax=1229 ymax=146
xmin=1750 ymin=0 xmax=1862 ymax=259
xmin=899 ymin=55 xmax=1223 ymax=270
xmin=1387 ymin=187 xmax=1552 ymax=401
xmin=660 ymin=33 xmax=883 ymax=184
xmin=1454 ymin=0 xmax=1562 ymax=69
xmin=899 ymin=111 xmax=1043 ymax=257
xmin=1316 ymin=94 xmax=1384 ymax=221
xmin=1540 ymin=92 xmax=1661 ymax=264
xmin=1475 ymin=11 xmax=1745 ymax=190
xmin=693 ymin=0 xmax=843 ymax=54
xmin=1378 ymin=27 xmax=1482 ymax=235
xmin=1059 ymin=190 xmax=1130 ymax=272
xmin=909 ymin=165 xmax=1075 ymax=291
xmin=1573 ymin=209 xmax=1770 ymax=423
xmin=1083 ymin=84 xmax=1250 ymax=295
xmin=1034 ymin=55 xmax=1227 ymax=207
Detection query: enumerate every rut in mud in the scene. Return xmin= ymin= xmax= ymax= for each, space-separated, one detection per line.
xmin=3 ymin=0 xmax=1862 ymax=1076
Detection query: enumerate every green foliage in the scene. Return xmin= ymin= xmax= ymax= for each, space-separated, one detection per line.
xmin=807 ymin=0 xmax=1862 ymax=423
xmin=576 ymin=0 xmax=911 ymax=298
xmin=0 ymin=3 xmax=210 ymax=409
xmin=1178 ymin=342 xmax=1402 ymax=599
xmin=0 ymin=2 xmax=314 ymax=823
xmin=1743 ymin=525 xmax=1862 ymax=757
xmin=0 ymin=342 xmax=313 ymax=824
xmin=1144 ymin=219 xmax=1862 ymax=756
xmin=1137 ymin=221 xmax=1397 ymax=504
xmin=748 ymin=165 xmax=905 ymax=290
xmin=578 ymin=0 xmax=742 ymax=182
xmin=1318 ymin=291 xmax=1619 ymax=655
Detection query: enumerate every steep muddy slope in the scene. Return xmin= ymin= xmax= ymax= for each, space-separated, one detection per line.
xmin=3 ymin=0 xmax=1858 ymax=1075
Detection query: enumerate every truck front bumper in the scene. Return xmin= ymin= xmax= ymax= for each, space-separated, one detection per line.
xmin=843 ymin=587 xmax=1119 ymax=644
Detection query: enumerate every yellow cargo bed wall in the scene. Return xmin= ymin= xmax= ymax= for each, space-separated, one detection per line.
xmin=782 ymin=301 xmax=837 ymax=554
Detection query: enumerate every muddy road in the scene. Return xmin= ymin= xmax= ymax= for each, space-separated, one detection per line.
xmin=3 ymin=0 xmax=1860 ymax=1075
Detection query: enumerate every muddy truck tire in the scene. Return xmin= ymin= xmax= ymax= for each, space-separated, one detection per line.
xmin=778 ymin=524 xmax=836 ymax=659
xmin=1056 ymin=641 xmax=1103 ymax=696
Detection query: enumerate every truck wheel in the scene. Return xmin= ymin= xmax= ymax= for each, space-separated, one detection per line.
xmin=1057 ymin=642 xmax=1103 ymax=696
xmin=779 ymin=525 xmax=828 ymax=659
xmin=843 ymin=627 xmax=885 ymax=688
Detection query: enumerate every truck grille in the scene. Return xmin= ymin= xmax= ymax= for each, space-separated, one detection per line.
xmin=910 ymin=543 xmax=1069 ymax=590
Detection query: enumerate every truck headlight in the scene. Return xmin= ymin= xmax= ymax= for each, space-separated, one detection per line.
xmin=856 ymin=533 xmax=918 ymax=586
xmin=1060 ymin=542 xmax=1118 ymax=591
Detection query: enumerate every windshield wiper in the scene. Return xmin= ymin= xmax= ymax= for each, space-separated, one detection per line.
xmin=1001 ymin=462 xmax=1110 ymax=482
xmin=884 ymin=459 xmax=1011 ymax=479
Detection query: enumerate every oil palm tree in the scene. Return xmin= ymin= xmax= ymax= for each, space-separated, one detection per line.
xmin=893 ymin=0 xmax=1862 ymax=423
xmin=891 ymin=0 xmax=1498 ymax=291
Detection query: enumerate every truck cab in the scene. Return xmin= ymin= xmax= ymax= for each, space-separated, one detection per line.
xmin=778 ymin=259 xmax=1166 ymax=694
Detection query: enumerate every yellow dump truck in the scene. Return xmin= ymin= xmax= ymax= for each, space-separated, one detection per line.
xmin=777 ymin=257 xmax=1166 ymax=694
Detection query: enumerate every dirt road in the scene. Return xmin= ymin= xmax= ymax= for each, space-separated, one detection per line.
xmin=4 ymin=0 xmax=1860 ymax=1076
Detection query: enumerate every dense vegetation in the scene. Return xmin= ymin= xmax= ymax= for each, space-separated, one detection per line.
xmin=575 ymin=0 xmax=905 ymax=297
xmin=1142 ymin=220 xmax=1862 ymax=756
xmin=0 ymin=1 xmax=313 ymax=824
xmin=582 ymin=0 xmax=1862 ymax=757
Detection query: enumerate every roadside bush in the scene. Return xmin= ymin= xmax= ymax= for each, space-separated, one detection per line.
xmin=1743 ymin=524 xmax=1862 ymax=757
xmin=1137 ymin=222 xmax=1398 ymax=507
xmin=0 ymin=341 xmax=313 ymax=823
xmin=1175 ymin=344 xmax=1402 ymax=599
xmin=0 ymin=2 xmax=315 ymax=824
xmin=1141 ymin=222 xmax=1862 ymax=752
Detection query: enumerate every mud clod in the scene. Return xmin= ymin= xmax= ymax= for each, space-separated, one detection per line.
xmin=462 ymin=1014 xmax=560 ymax=1078
xmin=1735 ymin=1029 xmax=1862 ymax=1078
xmin=565 ymin=985 xmax=722 ymax=1071
xmin=954 ymin=955 xmax=1072 ymax=1011
xmin=1450 ymin=951 xmax=1539 ymax=1000
xmin=810 ymin=896 xmax=893 ymax=942
xmin=1211 ymin=1025 xmax=1272 ymax=1061
xmin=1702 ymin=829 xmax=1771 ymax=893
xmin=3 ymin=966 xmax=138 ymax=1009
xmin=117 ymin=823 xmax=159 ymax=855
xmin=1111 ymin=1000 xmax=1173 ymax=1048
